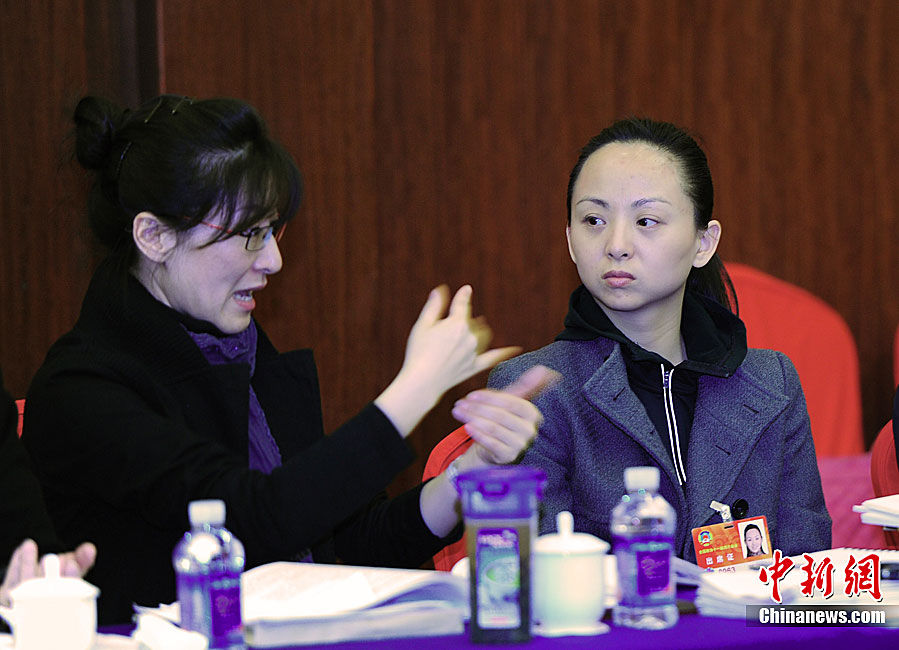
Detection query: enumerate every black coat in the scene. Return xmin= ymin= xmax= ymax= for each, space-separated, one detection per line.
xmin=23 ymin=260 xmax=452 ymax=623
xmin=0 ymin=370 xmax=60 ymax=572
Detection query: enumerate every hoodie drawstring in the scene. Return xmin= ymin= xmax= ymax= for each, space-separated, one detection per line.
xmin=661 ymin=364 xmax=687 ymax=486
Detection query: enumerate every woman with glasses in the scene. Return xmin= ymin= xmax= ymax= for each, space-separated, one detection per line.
xmin=22 ymin=94 xmax=553 ymax=624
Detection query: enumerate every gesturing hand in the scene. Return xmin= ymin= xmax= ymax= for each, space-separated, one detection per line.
xmin=400 ymin=285 xmax=520 ymax=400
xmin=452 ymin=365 xmax=560 ymax=466
xmin=375 ymin=285 xmax=522 ymax=438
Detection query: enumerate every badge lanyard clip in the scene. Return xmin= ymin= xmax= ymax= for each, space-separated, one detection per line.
xmin=709 ymin=500 xmax=732 ymax=523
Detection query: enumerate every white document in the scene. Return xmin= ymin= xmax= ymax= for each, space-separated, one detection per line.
xmin=241 ymin=562 xmax=468 ymax=622
xmin=859 ymin=511 xmax=899 ymax=527
xmin=857 ymin=494 xmax=899 ymax=516
xmin=854 ymin=494 xmax=899 ymax=528
xmin=239 ymin=562 xmax=468 ymax=647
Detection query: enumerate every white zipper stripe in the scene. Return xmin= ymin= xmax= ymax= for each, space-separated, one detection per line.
xmin=661 ymin=364 xmax=688 ymax=486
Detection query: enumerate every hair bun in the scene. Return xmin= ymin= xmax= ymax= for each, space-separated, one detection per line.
xmin=73 ymin=96 xmax=127 ymax=171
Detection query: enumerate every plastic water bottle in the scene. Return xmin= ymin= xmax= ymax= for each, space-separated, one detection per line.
xmin=173 ymin=499 xmax=246 ymax=648
xmin=611 ymin=466 xmax=678 ymax=629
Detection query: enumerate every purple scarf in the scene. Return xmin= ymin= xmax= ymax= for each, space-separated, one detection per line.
xmin=184 ymin=321 xmax=283 ymax=474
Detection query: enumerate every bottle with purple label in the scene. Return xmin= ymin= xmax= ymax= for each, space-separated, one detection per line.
xmin=611 ymin=466 xmax=678 ymax=629
xmin=173 ymin=499 xmax=246 ymax=648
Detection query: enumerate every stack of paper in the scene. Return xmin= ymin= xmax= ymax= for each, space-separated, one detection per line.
xmin=241 ymin=562 xmax=469 ymax=648
xmin=137 ymin=563 xmax=468 ymax=648
xmin=673 ymin=555 xmax=712 ymax=587
xmin=854 ymin=494 xmax=899 ymax=528
xmin=696 ymin=565 xmax=791 ymax=618
xmin=696 ymin=548 xmax=899 ymax=619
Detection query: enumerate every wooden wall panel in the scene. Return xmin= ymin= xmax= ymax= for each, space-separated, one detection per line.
xmin=0 ymin=0 xmax=156 ymax=396
xmin=0 ymin=0 xmax=90 ymax=396
xmin=4 ymin=1 xmax=899 ymax=500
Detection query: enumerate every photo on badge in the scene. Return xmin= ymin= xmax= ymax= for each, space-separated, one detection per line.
xmin=738 ymin=517 xmax=771 ymax=560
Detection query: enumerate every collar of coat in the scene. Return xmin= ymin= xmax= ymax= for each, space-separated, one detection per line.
xmin=556 ymin=283 xmax=747 ymax=380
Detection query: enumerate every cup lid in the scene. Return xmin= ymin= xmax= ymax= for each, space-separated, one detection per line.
xmin=10 ymin=554 xmax=99 ymax=601
xmin=534 ymin=511 xmax=610 ymax=554
xmin=455 ymin=465 xmax=547 ymax=494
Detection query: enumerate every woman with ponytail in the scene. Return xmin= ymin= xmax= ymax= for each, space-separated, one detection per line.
xmin=489 ymin=118 xmax=830 ymax=559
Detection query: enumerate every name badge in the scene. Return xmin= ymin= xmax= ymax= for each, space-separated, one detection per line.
xmin=692 ymin=515 xmax=772 ymax=572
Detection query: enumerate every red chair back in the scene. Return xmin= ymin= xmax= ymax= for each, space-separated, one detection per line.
xmin=15 ymin=398 xmax=24 ymax=438
xmin=726 ymin=262 xmax=863 ymax=457
xmin=893 ymin=325 xmax=899 ymax=387
xmin=870 ymin=420 xmax=899 ymax=549
xmin=817 ymin=452 xmax=882 ymax=549
xmin=422 ymin=426 xmax=473 ymax=571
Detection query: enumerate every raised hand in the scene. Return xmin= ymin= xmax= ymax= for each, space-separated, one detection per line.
xmin=452 ymin=365 xmax=560 ymax=466
xmin=417 ymin=364 xmax=560 ymax=537
xmin=400 ymin=285 xmax=520 ymax=397
xmin=375 ymin=285 xmax=520 ymax=437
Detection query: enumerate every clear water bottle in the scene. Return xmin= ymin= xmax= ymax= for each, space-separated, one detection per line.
xmin=611 ymin=466 xmax=678 ymax=629
xmin=173 ymin=499 xmax=246 ymax=649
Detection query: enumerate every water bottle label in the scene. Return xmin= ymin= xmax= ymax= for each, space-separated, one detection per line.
xmin=634 ymin=545 xmax=671 ymax=596
xmin=614 ymin=537 xmax=674 ymax=605
xmin=177 ymin=571 xmax=242 ymax=643
xmin=210 ymin=573 xmax=242 ymax=638
xmin=474 ymin=526 xmax=521 ymax=628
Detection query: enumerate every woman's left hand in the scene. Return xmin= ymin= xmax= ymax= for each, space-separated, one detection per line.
xmin=0 ymin=539 xmax=97 ymax=607
xmin=418 ymin=365 xmax=560 ymax=538
xmin=451 ymin=365 xmax=559 ymax=465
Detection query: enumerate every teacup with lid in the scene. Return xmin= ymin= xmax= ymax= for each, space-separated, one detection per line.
xmin=532 ymin=510 xmax=610 ymax=636
xmin=0 ymin=553 xmax=99 ymax=650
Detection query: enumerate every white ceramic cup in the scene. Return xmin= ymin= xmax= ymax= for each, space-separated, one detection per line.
xmin=532 ymin=511 xmax=610 ymax=634
xmin=0 ymin=554 xmax=99 ymax=650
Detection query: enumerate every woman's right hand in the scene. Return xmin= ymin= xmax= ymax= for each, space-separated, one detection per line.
xmin=402 ymin=285 xmax=520 ymax=397
xmin=374 ymin=285 xmax=520 ymax=437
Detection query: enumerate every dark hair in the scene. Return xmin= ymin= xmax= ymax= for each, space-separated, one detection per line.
xmin=73 ymin=94 xmax=303 ymax=272
xmin=566 ymin=118 xmax=736 ymax=313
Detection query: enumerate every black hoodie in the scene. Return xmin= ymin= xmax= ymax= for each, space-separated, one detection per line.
xmin=556 ymin=284 xmax=748 ymax=488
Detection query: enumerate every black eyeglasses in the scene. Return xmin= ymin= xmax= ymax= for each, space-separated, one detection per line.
xmin=196 ymin=220 xmax=287 ymax=251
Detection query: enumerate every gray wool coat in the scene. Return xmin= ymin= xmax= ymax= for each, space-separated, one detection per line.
xmin=488 ymin=337 xmax=832 ymax=561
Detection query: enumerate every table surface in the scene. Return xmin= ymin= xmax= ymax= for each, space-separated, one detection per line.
xmin=99 ymin=595 xmax=898 ymax=650
xmin=301 ymin=600 xmax=898 ymax=650
xmin=309 ymin=621 xmax=896 ymax=650
xmin=92 ymin=625 xmax=897 ymax=650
